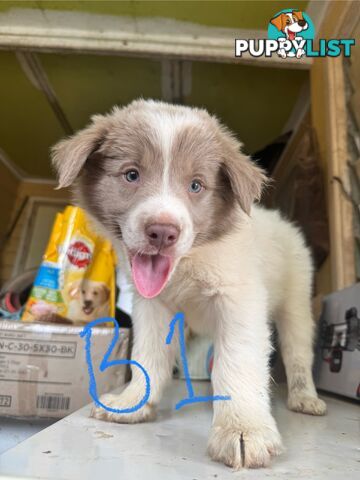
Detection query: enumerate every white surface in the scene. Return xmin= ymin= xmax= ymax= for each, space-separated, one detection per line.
xmin=0 ymin=381 xmax=359 ymax=479
xmin=0 ymin=417 xmax=55 ymax=455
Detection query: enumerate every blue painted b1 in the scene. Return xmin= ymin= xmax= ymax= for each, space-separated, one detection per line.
xmin=80 ymin=313 xmax=231 ymax=414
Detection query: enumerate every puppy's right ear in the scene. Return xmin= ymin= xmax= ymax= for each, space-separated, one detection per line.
xmin=51 ymin=114 xmax=110 ymax=189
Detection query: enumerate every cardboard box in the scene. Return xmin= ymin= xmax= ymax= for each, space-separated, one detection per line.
xmin=315 ymin=283 xmax=360 ymax=400
xmin=0 ymin=320 xmax=130 ymax=418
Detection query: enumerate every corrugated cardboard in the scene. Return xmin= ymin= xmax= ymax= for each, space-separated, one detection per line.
xmin=0 ymin=320 xmax=130 ymax=418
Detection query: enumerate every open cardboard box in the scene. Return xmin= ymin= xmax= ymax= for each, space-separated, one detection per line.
xmin=0 ymin=320 xmax=130 ymax=419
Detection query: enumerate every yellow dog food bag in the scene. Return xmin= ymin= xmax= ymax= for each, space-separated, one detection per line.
xmin=22 ymin=206 xmax=116 ymax=326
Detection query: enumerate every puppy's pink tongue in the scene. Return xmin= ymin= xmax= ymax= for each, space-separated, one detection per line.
xmin=132 ymin=254 xmax=172 ymax=298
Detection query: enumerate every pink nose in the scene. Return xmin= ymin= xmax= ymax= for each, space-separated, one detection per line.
xmin=145 ymin=223 xmax=180 ymax=249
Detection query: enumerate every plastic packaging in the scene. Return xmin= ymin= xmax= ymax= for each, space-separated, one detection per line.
xmin=22 ymin=206 xmax=116 ymax=326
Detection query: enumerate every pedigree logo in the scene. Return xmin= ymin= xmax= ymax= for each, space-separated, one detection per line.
xmin=235 ymin=9 xmax=355 ymax=59
xmin=67 ymin=241 xmax=92 ymax=269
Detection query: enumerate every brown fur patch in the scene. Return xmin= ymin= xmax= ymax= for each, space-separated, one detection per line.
xmin=52 ymin=114 xmax=111 ymax=188
xmin=168 ymin=122 xmax=238 ymax=244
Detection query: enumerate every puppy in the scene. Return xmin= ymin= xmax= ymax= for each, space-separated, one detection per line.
xmin=52 ymin=100 xmax=326 ymax=469
xmin=270 ymin=10 xmax=308 ymax=58
xmin=66 ymin=279 xmax=110 ymax=324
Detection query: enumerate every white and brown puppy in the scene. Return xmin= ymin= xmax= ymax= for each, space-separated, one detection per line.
xmin=52 ymin=100 xmax=326 ymax=469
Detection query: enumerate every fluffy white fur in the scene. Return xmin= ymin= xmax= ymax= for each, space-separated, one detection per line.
xmin=92 ymin=206 xmax=326 ymax=469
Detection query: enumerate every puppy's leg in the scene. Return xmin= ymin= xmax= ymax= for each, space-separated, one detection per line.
xmin=91 ymin=296 xmax=176 ymax=423
xmin=208 ymin=286 xmax=283 ymax=469
xmin=275 ymin=287 xmax=326 ymax=416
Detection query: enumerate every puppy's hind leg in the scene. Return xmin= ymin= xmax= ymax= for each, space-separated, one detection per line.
xmin=274 ymin=273 xmax=326 ymax=416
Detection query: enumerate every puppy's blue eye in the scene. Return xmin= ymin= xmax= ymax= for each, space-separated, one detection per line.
xmin=125 ymin=169 xmax=139 ymax=182
xmin=189 ymin=180 xmax=203 ymax=194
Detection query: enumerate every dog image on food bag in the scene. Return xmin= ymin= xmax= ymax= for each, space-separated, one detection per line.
xmin=52 ymin=100 xmax=326 ymax=469
xmin=66 ymin=279 xmax=110 ymax=324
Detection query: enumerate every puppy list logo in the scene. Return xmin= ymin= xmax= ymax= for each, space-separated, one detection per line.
xmin=268 ymin=9 xmax=314 ymax=58
xmin=235 ymin=8 xmax=355 ymax=59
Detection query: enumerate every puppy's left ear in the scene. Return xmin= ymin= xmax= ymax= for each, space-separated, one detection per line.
xmin=221 ymin=144 xmax=267 ymax=216
xmin=51 ymin=114 xmax=110 ymax=189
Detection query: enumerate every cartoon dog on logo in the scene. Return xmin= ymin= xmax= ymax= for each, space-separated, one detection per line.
xmin=270 ymin=10 xmax=308 ymax=58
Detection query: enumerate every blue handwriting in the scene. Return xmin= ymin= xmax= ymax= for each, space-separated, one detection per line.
xmin=80 ymin=313 xmax=231 ymax=413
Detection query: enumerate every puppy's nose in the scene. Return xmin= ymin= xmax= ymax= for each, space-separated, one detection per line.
xmin=84 ymin=300 xmax=92 ymax=308
xmin=145 ymin=223 xmax=180 ymax=248
xmin=298 ymin=19 xmax=306 ymax=27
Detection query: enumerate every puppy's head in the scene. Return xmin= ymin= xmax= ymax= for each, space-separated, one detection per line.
xmin=270 ymin=10 xmax=308 ymax=40
xmin=52 ymin=100 xmax=266 ymax=298
xmin=68 ymin=280 xmax=109 ymax=315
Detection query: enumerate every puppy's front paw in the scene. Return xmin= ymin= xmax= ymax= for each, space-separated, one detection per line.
xmin=207 ymin=425 xmax=283 ymax=469
xmin=296 ymin=48 xmax=305 ymax=58
xmin=90 ymin=392 xmax=156 ymax=424
xmin=288 ymin=393 xmax=327 ymax=416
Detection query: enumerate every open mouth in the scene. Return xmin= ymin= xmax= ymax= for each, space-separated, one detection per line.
xmin=131 ymin=253 xmax=173 ymax=299
xmin=288 ymin=30 xmax=296 ymax=41
xmin=82 ymin=305 xmax=94 ymax=315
